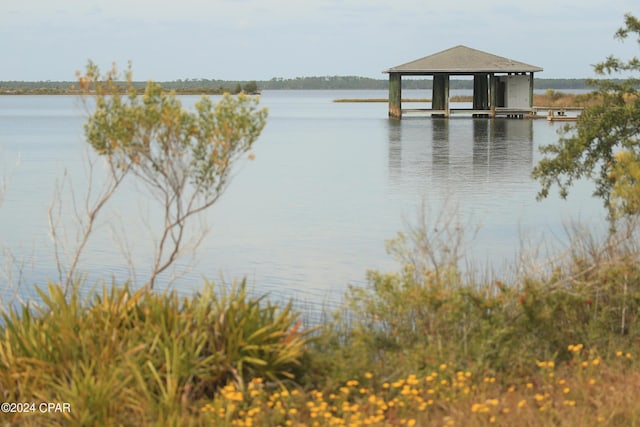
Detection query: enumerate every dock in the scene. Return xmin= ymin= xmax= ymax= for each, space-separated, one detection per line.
xmin=384 ymin=46 xmax=543 ymax=120
xmin=535 ymin=107 xmax=583 ymax=121
xmin=400 ymin=106 xmax=582 ymax=120
xmin=335 ymin=97 xmax=584 ymax=120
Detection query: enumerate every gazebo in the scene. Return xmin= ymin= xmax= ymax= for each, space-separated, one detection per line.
xmin=384 ymin=45 xmax=543 ymax=118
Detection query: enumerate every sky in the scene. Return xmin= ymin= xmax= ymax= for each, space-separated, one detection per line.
xmin=1 ymin=0 xmax=640 ymax=81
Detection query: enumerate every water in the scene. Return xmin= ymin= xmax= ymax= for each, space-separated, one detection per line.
xmin=0 ymin=90 xmax=606 ymax=308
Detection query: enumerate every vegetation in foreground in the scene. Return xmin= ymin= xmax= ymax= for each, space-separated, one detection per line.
xmin=0 ymin=213 xmax=639 ymax=426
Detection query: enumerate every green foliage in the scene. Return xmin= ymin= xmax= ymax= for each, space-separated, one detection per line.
xmin=0 ymin=280 xmax=308 ymax=425
xmin=82 ymin=62 xmax=266 ymax=193
xmin=532 ymin=13 xmax=640 ymax=220
xmin=1 ymin=215 xmax=640 ymax=425
xmin=544 ymin=88 xmax=563 ymax=101
xmin=308 ymin=213 xmax=640 ymax=386
xmin=611 ymin=150 xmax=640 ymax=217
xmin=243 ymin=80 xmax=259 ymax=94
xmin=78 ymin=61 xmax=268 ymax=288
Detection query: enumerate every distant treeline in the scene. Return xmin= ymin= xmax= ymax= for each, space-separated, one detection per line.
xmin=0 ymin=76 xmax=614 ymax=95
xmin=259 ymin=76 xmax=599 ymax=90
xmin=0 ymin=80 xmax=259 ymax=95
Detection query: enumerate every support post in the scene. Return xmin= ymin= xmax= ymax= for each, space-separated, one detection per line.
xmin=489 ymin=74 xmax=496 ymax=118
xmin=432 ymin=74 xmax=449 ymax=117
xmin=529 ymin=72 xmax=535 ymax=110
xmin=473 ymin=73 xmax=489 ymax=117
xmin=388 ymin=73 xmax=402 ymax=119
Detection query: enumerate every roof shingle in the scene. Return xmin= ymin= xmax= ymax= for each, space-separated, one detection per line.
xmin=384 ymin=45 xmax=543 ymax=74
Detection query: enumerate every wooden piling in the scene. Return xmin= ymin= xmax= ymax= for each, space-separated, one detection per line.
xmin=432 ymin=74 xmax=449 ymax=117
xmin=489 ymin=74 xmax=496 ymax=117
xmin=529 ymin=72 xmax=534 ymax=109
xmin=388 ymin=73 xmax=402 ymax=119
xmin=473 ymin=73 xmax=489 ymax=117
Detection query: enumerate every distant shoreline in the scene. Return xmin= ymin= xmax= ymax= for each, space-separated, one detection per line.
xmin=0 ymin=90 xmax=599 ymax=111
xmin=0 ymin=87 xmax=247 ymax=96
xmin=0 ymin=76 xmax=609 ymax=95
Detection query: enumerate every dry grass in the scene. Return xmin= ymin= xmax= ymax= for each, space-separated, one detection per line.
xmin=199 ymin=347 xmax=640 ymax=426
xmin=533 ymin=89 xmax=601 ymax=108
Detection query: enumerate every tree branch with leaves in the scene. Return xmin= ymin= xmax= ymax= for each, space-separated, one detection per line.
xmin=532 ymin=13 xmax=640 ymax=222
xmin=78 ymin=61 xmax=267 ymax=289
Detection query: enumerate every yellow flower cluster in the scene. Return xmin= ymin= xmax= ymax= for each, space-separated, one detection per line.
xmin=568 ymin=343 xmax=583 ymax=353
xmin=199 ymin=346 xmax=634 ymax=426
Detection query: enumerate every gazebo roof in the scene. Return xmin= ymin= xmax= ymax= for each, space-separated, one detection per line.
xmin=384 ymin=45 xmax=543 ymax=75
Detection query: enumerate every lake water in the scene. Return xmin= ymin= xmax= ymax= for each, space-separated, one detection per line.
xmin=0 ymin=90 xmax=606 ymax=310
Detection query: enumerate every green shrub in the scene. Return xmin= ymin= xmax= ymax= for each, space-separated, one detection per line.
xmin=307 ymin=214 xmax=640 ymax=386
xmin=0 ymin=279 xmax=309 ymax=425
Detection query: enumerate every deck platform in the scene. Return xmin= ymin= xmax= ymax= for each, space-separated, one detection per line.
xmin=400 ymin=106 xmax=583 ymax=120
xmin=401 ymin=107 xmax=533 ymax=118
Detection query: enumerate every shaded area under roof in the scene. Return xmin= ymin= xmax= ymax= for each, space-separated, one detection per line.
xmin=384 ymin=45 xmax=543 ymax=75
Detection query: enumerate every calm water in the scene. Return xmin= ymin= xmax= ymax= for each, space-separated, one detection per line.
xmin=0 ymin=90 xmax=606 ymax=307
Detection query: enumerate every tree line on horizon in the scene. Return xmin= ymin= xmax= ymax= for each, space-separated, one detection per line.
xmin=0 ymin=76 xmax=617 ymax=95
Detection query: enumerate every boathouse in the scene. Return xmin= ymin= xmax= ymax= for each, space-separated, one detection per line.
xmin=384 ymin=45 xmax=543 ymax=119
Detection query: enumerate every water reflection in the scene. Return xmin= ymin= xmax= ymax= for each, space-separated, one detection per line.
xmin=387 ymin=118 xmax=534 ymax=195
xmin=387 ymin=119 xmax=402 ymax=180
xmin=432 ymin=119 xmax=450 ymax=178
xmin=472 ymin=119 xmax=533 ymax=171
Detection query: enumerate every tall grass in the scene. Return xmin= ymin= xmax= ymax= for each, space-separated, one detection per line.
xmin=534 ymin=89 xmax=602 ymax=108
